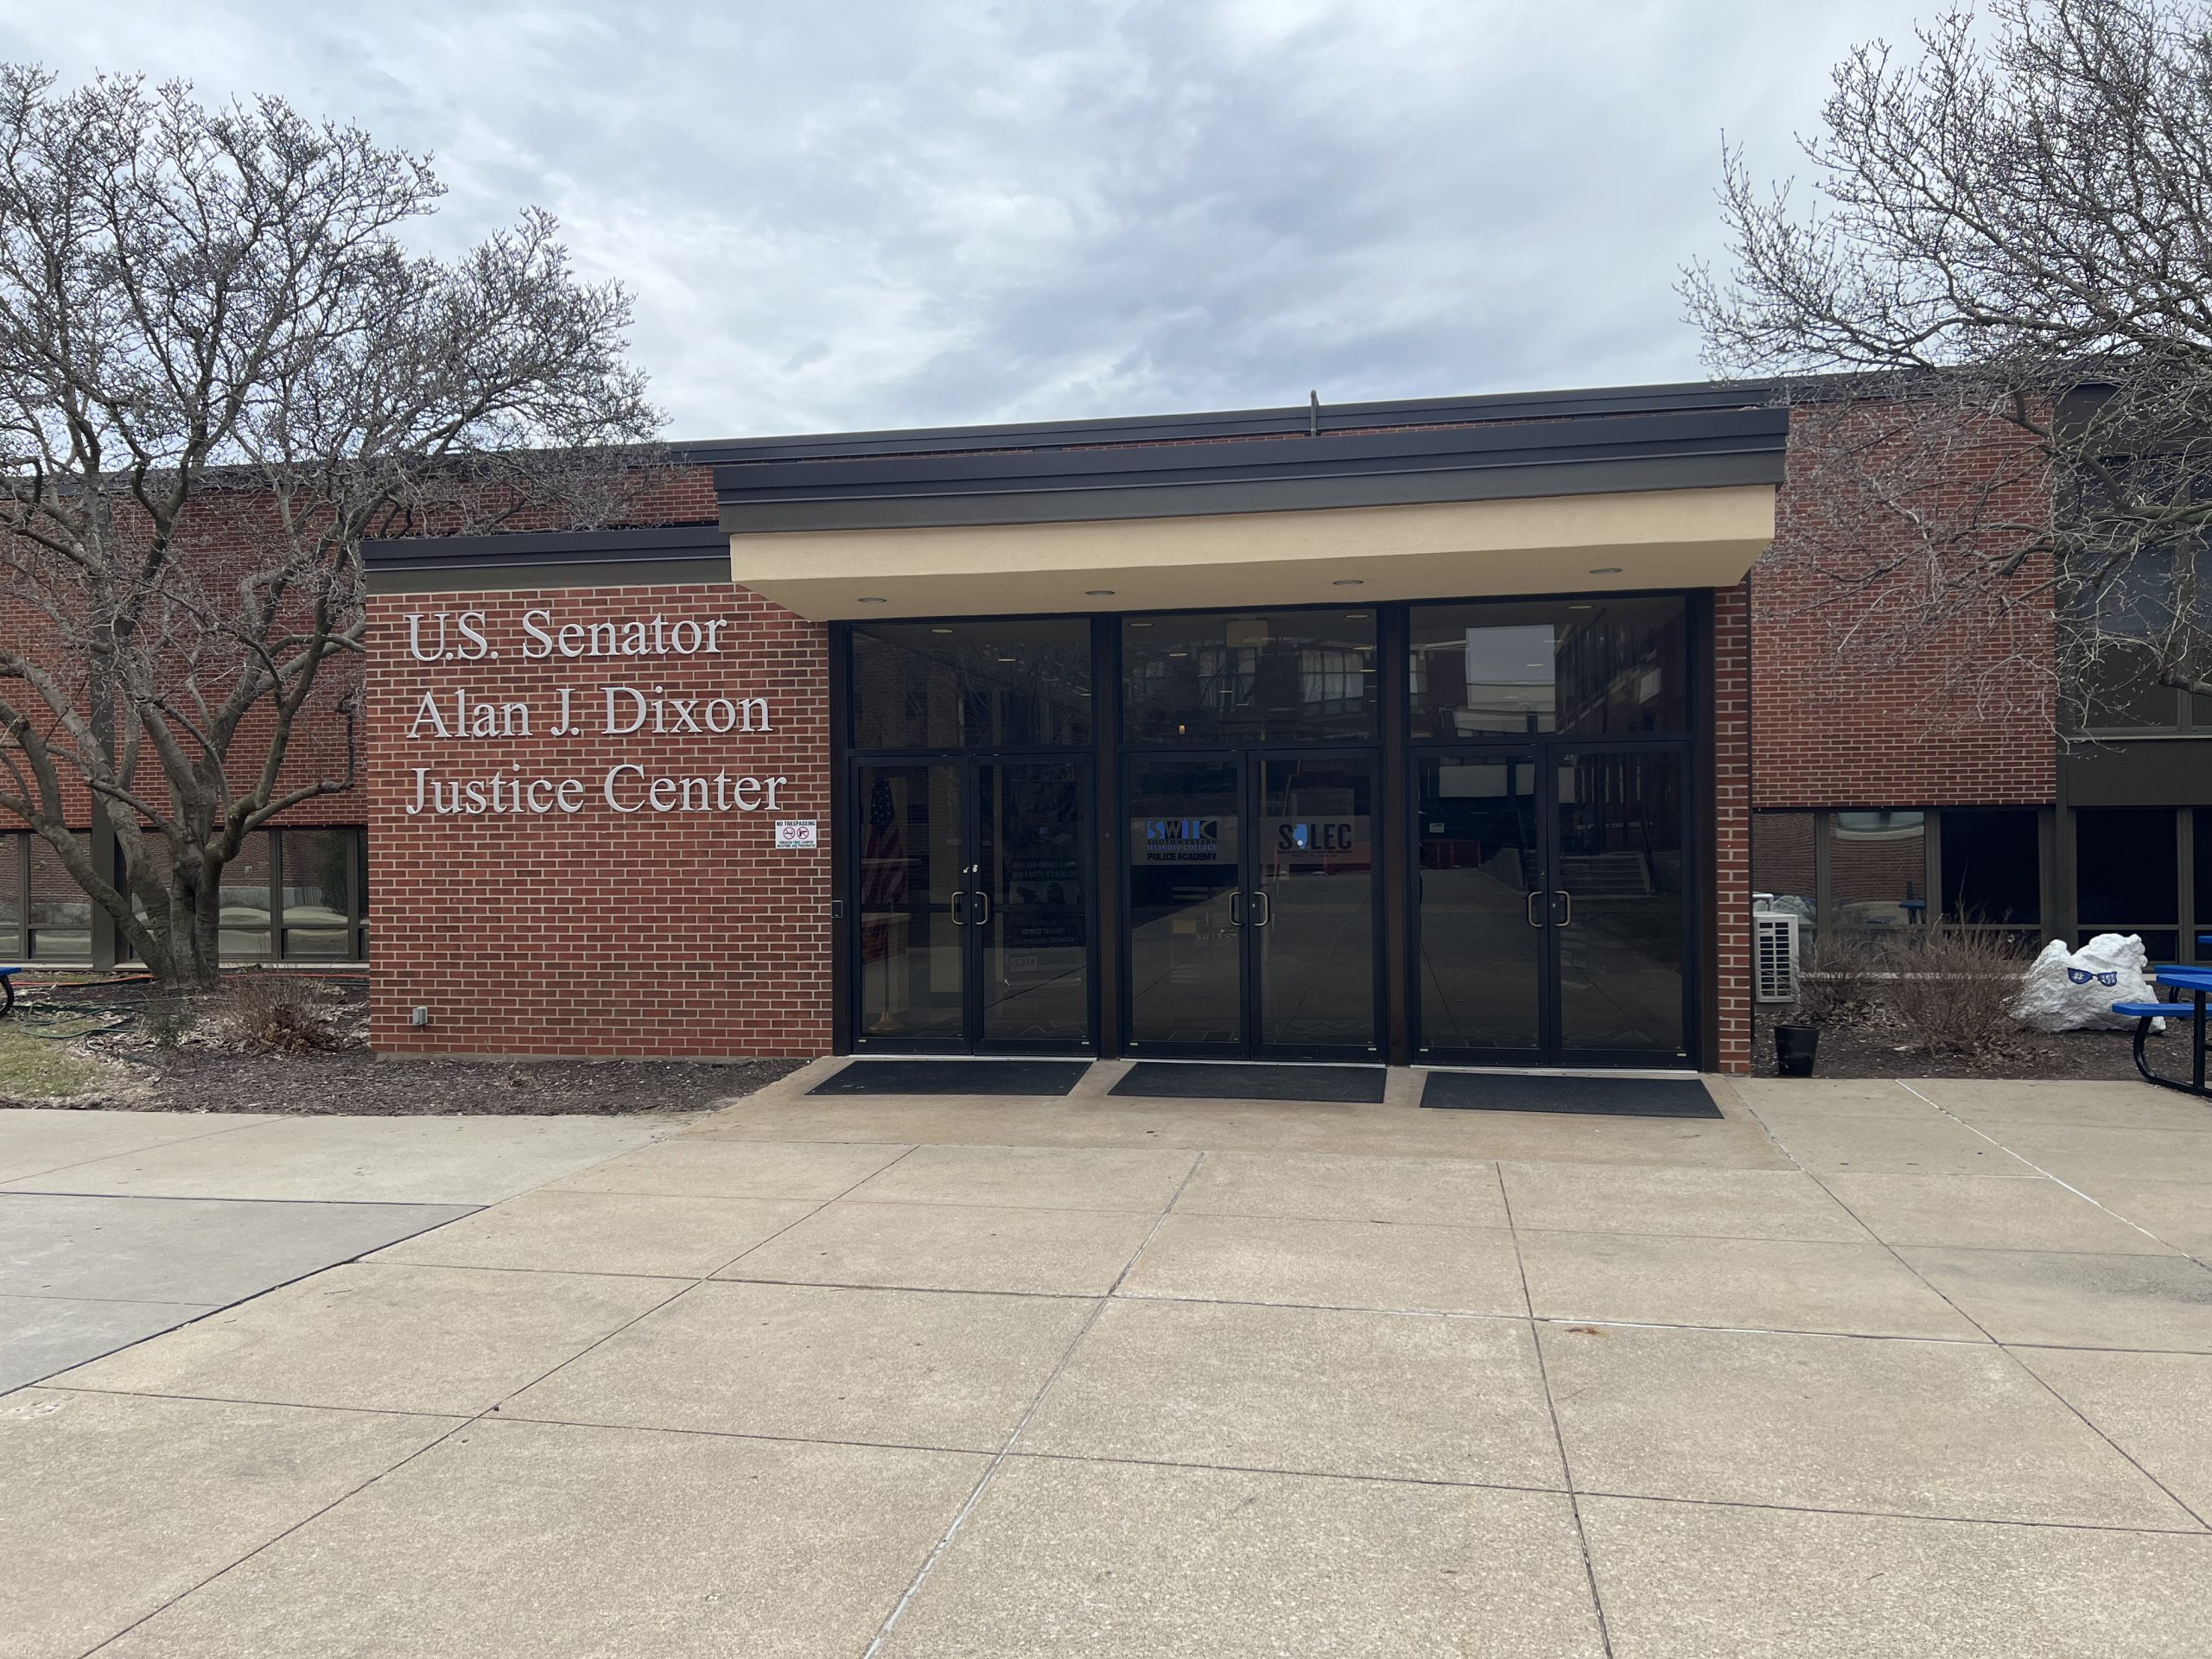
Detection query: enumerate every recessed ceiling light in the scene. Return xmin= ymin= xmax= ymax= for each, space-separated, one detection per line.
xmin=931 ymin=626 xmax=955 ymax=633
xmin=856 ymin=596 xmax=888 ymax=604
xmin=1567 ymin=603 xmax=1592 ymax=611
xmin=1168 ymin=651 xmax=1189 ymax=658
xmin=1130 ymin=620 xmax=1154 ymax=628
xmin=997 ymin=656 xmax=1018 ymax=664
xmin=1332 ymin=579 xmax=1364 ymax=587
xmin=1344 ymin=613 xmax=1367 ymax=620
xmin=1084 ymin=589 xmax=1116 ymax=597
xmin=1587 ymin=567 xmax=1623 ymax=575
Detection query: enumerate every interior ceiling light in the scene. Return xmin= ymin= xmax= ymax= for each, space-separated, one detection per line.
xmin=1567 ymin=603 xmax=1593 ymax=611
xmin=856 ymin=596 xmax=888 ymax=604
xmin=1332 ymin=578 xmax=1364 ymax=587
xmin=1084 ymin=588 xmax=1116 ymax=596
xmin=931 ymin=626 xmax=955 ymax=633
xmin=1587 ymin=567 xmax=1623 ymax=575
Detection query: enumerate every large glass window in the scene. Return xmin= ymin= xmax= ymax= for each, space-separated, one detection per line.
xmin=1123 ymin=610 xmax=1376 ymax=744
xmin=281 ymin=829 xmax=362 ymax=959
xmin=1828 ymin=810 xmax=1927 ymax=934
xmin=2196 ymin=810 xmax=2212 ymax=951
xmin=1410 ymin=596 xmax=1688 ymax=738
xmin=1751 ymin=810 xmax=1817 ymax=938
xmin=1941 ymin=809 xmax=2041 ymax=927
xmin=28 ymin=832 xmax=93 ymax=960
xmin=2077 ymin=807 xmax=2179 ymax=958
xmin=851 ymin=620 xmax=1092 ymax=749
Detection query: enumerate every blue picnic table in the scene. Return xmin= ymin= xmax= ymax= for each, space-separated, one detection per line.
xmin=2118 ymin=962 xmax=2212 ymax=1097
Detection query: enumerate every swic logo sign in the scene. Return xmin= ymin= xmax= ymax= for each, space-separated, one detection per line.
xmin=396 ymin=607 xmax=802 ymax=834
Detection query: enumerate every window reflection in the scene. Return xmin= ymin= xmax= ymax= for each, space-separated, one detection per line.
xmin=1410 ymin=597 xmax=1688 ymax=736
xmin=1123 ymin=612 xmax=1376 ymax=743
xmin=851 ymin=620 xmax=1091 ymax=748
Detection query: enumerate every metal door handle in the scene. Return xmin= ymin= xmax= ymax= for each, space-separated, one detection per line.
xmin=1525 ymin=889 xmax=1543 ymax=928
xmin=1252 ymin=891 xmax=1272 ymax=927
xmin=972 ymin=892 xmax=990 ymax=926
xmin=1228 ymin=892 xmax=1244 ymax=926
xmin=950 ymin=891 xmax=967 ymax=926
xmin=1554 ymin=889 xmax=1573 ymax=926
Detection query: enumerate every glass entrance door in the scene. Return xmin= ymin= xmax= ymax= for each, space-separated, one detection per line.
xmin=853 ymin=757 xmax=1092 ymax=1052
xmin=1125 ymin=752 xmax=1380 ymax=1059
xmin=1414 ymin=743 xmax=1688 ymax=1066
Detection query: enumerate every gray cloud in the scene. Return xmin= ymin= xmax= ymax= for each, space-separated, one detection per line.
xmin=0 ymin=0 xmax=1929 ymax=435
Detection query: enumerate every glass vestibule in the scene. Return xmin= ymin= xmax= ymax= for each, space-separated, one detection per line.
xmin=846 ymin=618 xmax=1096 ymax=1054
xmin=1410 ymin=596 xmax=1694 ymax=1066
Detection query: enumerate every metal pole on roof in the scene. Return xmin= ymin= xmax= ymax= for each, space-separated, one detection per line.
xmin=1308 ymin=391 xmax=1320 ymax=437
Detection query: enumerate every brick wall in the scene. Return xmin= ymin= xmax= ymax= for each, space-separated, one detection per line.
xmin=1751 ymin=410 xmax=2057 ymax=810
xmin=1713 ymin=582 xmax=1752 ymax=1074
xmin=365 ymin=582 xmax=831 ymax=1058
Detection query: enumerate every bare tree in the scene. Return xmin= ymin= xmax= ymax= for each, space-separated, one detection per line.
xmin=0 ymin=67 xmax=663 ymax=987
xmin=1682 ymin=0 xmax=2212 ymax=730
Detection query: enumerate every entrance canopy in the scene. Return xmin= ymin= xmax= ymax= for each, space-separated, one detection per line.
xmin=710 ymin=385 xmax=1786 ymax=621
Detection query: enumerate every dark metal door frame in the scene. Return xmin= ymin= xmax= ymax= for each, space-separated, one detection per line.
xmin=1408 ymin=735 xmax=1695 ymax=1069
xmin=846 ymin=753 xmax=1099 ymax=1057
xmin=1119 ymin=745 xmax=1384 ymax=1062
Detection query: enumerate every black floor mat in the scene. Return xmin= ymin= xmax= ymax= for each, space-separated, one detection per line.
xmin=1109 ymin=1062 xmax=1386 ymax=1103
xmin=1420 ymin=1071 xmax=1720 ymax=1118
xmin=809 ymin=1058 xmax=1091 ymax=1096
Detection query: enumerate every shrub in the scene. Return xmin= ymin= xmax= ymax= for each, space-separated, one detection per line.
xmin=216 ymin=973 xmax=346 ymax=1053
xmin=1876 ymin=925 xmax=2032 ymax=1061
xmin=1794 ymin=933 xmax=1884 ymax=1026
xmin=142 ymin=1005 xmax=196 ymax=1051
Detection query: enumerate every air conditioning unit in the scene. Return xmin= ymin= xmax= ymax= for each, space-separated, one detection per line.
xmin=1752 ymin=905 xmax=1801 ymax=1004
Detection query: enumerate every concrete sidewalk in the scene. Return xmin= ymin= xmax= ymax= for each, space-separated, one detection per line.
xmin=0 ymin=1109 xmax=677 ymax=1392
xmin=5 ymin=1075 xmax=2212 ymax=1656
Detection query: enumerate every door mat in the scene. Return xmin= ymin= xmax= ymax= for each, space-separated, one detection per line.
xmin=809 ymin=1058 xmax=1092 ymax=1096
xmin=1420 ymin=1071 xmax=1721 ymax=1117
xmin=1109 ymin=1062 xmax=1386 ymax=1103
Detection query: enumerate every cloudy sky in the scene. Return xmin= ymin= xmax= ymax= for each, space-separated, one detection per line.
xmin=0 ymin=1 xmax=1930 ymax=439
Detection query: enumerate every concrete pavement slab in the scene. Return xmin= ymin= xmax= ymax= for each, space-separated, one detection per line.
xmin=1746 ymin=1110 xmax=2032 ymax=1175
xmin=369 ymin=1189 xmax=815 ymax=1278
xmin=0 ymin=1191 xmax=477 ymax=1303
xmin=0 ymin=1386 xmax=455 ymax=1659
xmin=506 ymin=1279 xmax=1094 ymax=1452
xmin=1729 ymin=1078 xmax=1929 ymax=1115
xmin=1906 ymin=1077 xmax=2212 ymax=1132
xmin=54 ymin=1261 xmax=678 ymax=1414
xmin=97 ymin=1418 xmax=982 ymax=1659
xmin=1580 ymin=1496 xmax=2212 ymax=1659
xmin=1121 ymin=1211 xmax=1528 ymax=1315
xmin=1016 ymin=1296 xmax=1565 ymax=1487
xmin=718 ymin=1198 xmax=1156 ymax=1295
xmin=842 ymin=1141 xmax=1198 ymax=1211
xmin=1540 ymin=1322 xmax=2196 ymax=1529
xmin=1982 ymin=1124 xmax=2212 ymax=1186
xmin=543 ymin=1136 xmax=912 ymax=1199
xmin=874 ymin=1455 xmax=1606 ymax=1658
xmin=2011 ymin=1346 xmax=2212 ymax=1522
xmin=1500 ymin=1162 xmax=1871 ymax=1242
xmin=0 ymin=1109 xmax=267 ymax=1185
xmin=0 ymin=1294 xmax=212 ymax=1395
xmin=1819 ymin=1172 xmax=2173 ymax=1253
xmin=2072 ymin=1179 xmax=2212 ymax=1257
xmin=1897 ymin=1246 xmax=2212 ymax=1351
xmin=1516 ymin=1229 xmax=1982 ymax=1338
xmin=6 ymin=1112 xmax=676 ymax=1205
xmin=1170 ymin=1150 xmax=1507 ymax=1226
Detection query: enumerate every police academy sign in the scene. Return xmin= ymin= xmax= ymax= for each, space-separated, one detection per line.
xmin=398 ymin=607 xmax=796 ymax=822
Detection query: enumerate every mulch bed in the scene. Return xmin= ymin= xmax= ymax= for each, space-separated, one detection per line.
xmin=9 ymin=973 xmax=805 ymax=1115
xmin=1752 ymin=1007 xmax=2158 ymax=1081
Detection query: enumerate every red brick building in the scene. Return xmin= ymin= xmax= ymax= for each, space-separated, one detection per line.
xmin=13 ymin=379 xmax=2203 ymax=1076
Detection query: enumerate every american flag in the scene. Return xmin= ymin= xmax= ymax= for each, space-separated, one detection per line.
xmin=860 ymin=774 xmax=908 ymax=909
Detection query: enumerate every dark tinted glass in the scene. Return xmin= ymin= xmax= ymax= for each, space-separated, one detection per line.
xmin=1828 ymin=810 xmax=1926 ymax=931
xmin=1751 ymin=811 xmax=1817 ymax=935
xmin=1123 ymin=611 xmax=1375 ymax=744
xmin=1940 ymin=809 xmax=2040 ymax=925
xmin=851 ymin=620 xmax=1091 ymax=749
xmin=2076 ymin=808 xmax=2178 ymax=925
xmin=1410 ymin=596 xmax=1688 ymax=738
xmin=2196 ymin=810 xmax=2212 ymax=931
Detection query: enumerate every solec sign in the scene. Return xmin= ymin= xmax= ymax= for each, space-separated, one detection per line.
xmin=397 ymin=607 xmax=805 ymax=834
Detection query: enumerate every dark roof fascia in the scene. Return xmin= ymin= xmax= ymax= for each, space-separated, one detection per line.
xmin=680 ymin=379 xmax=1783 ymax=465
xmin=361 ymin=522 xmax=726 ymax=573
xmin=715 ymin=407 xmax=1788 ymax=535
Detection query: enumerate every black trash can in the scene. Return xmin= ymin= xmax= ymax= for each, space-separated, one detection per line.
xmin=1774 ymin=1024 xmax=1820 ymax=1078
